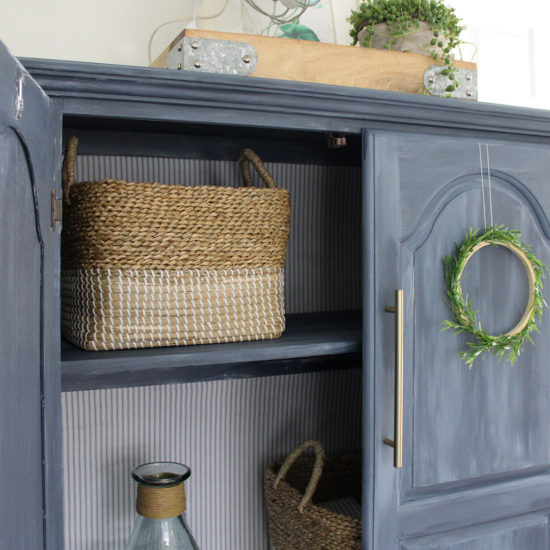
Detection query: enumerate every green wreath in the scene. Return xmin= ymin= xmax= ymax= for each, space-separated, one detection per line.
xmin=443 ymin=226 xmax=549 ymax=367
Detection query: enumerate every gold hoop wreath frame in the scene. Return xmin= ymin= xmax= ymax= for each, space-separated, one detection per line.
xmin=443 ymin=226 xmax=549 ymax=367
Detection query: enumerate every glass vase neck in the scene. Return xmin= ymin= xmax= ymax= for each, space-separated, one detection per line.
xmin=124 ymin=462 xmax=200 ymax=550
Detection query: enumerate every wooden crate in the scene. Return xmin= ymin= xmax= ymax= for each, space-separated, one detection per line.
xmin=152 ymin=29 xmax=476 ymax=96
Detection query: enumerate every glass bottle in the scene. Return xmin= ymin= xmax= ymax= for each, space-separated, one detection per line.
xmin=124 ymin=461 xmax=200 ymax=550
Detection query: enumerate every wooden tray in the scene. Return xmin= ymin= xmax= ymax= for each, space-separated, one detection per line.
xmin=152 ymin=29 xmax=476 ymax=96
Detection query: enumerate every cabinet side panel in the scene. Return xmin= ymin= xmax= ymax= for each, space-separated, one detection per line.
xmin=0 ymin=42 xmax=63 ymax=550
xmin=0 ymin=126 xmax=44 ymax=550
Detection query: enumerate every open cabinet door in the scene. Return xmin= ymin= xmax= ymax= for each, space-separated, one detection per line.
xmin=0 ymin=43 xmax=62 ymax=550
xmin=363 ymin=129 xmax=550 ymax=550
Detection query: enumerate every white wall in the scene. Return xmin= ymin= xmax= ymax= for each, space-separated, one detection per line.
xmin=2 ymin=1 xmax=549 ymax=109
xmin=1 ymin=0 xmax=356 ymax=66
xmin=453 ymin=1 xmax=550 ymax=109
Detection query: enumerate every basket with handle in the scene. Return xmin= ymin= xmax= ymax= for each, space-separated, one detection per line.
xmin=60 ymin=136 xmax=290 ymax=350
xmin=264 ymin=439 xmax=362 ymax=550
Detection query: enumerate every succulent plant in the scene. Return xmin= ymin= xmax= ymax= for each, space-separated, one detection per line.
xmin=348 ymin=0 xmax=463 ymax=92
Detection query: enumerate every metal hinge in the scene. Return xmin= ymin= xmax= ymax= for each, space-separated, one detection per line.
xmin=164 ymin=37 xmax=257 ymax=75
xmin=424 ymin=65 xmax=477 ymax=100
xmin=51 ymin=188 xmax=62 ymax=229
xmin=327 ymin=133 xmax=347 ymax=148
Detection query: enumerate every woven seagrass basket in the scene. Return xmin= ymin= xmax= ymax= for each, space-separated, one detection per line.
xmin=61 ymin=137 xmax=290 ymax=350
xmin=264 ymin=440 xmax=362 ymax=550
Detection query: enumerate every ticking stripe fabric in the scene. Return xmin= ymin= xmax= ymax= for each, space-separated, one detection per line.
xmin=320 ymin=497 xmax=362 ymax=520
xmin=62 ymin=369 xmax=362 ymax=550
xmin=73 ymin=156 xmax=362 ymax=315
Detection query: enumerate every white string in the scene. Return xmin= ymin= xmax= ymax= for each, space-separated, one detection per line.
xmin=478 ymin=143 xmax=494 ymax=231
xmin=189 ymin=0 xmax=203 ymax=29
xmin=148 ymin=18 xmax=191 ymax=65
xmin=242 ymin=0 xmax=309 ymax=24
xmin=478 ymin=143 xmax=487 ymax=230
xmin=147 ymin=0 xmax=231 ymax=65
xmin=485 ymin=144 xmax=494 ymax=229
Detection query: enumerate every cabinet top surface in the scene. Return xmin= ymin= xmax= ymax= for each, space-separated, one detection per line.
xmin=21 ymin=57 xmax=550 ymax=139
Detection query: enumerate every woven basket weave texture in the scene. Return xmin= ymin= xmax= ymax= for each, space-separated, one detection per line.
xmin=264 ymin=440 xmax=362 ymax=550
xmin=61 ymin=137 xmax=290 ymax=350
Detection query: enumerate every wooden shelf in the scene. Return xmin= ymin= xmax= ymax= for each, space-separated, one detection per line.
xmin=61 ymin=311 xmax=362 ymax=391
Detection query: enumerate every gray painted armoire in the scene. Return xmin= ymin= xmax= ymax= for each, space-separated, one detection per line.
xmin=4 ymin=39 xmax=550 ymax=549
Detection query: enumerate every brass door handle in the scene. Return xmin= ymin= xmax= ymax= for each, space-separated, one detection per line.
xmin=384 ymin=290 xmax=404 ymax=469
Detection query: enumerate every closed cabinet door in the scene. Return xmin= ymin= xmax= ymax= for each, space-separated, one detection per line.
xmin=363 ymin=129 xmax=550 ymax=549
xmin=0 ymin=43 xmax=62 ymax=550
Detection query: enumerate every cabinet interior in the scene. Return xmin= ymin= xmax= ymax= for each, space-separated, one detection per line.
xmin=59 ymin=117 xmax=364 ymax=550
xmin=60 ymin=117 xmax=364 ymax=391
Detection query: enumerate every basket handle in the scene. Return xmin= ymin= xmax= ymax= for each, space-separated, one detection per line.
xmin=62 ymin=136 xmax=79 ymax=204
xmin=238 ymin=148 xmax=276 ymax=189
xmin=273 ymin=439 xmax=325 ymax=513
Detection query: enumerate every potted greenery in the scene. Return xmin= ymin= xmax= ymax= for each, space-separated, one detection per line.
xmin=348 ymin=0 xmax=463 ymax=93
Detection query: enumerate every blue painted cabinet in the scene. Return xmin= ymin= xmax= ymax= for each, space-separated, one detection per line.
xmin=365 ymin=130 xmax=550 ymax=549
xmin=5 ymin=42 xmax=550 ymax=549
xmin=0 ymin=44 xmax=62 ymax=550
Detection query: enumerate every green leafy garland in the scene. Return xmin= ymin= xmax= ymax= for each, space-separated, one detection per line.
xmin=348 ymin=0 xmax=463 ymax=92
xmin=443 ymin=226 xmax=549 ymax=367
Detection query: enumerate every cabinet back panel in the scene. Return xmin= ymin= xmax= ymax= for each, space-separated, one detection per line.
xmin=62 ymin=369 xmax=362 ymax=550
xmin=73 ymin=156 xmax=362 ymax=314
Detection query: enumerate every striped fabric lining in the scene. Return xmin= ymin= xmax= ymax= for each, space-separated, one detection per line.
xmin=62 ymin=369 xmax=362 ymax=550
xmin=320 ymin=497 xmax=362 ymax=520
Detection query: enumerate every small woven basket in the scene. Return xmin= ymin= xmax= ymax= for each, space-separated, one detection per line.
xmin=61 ymin=137 xmax=290 ymax=350
xmin=264 ymin=440 xmax=362 ymax=550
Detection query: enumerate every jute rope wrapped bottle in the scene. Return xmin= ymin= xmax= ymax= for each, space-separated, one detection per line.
xmin=60 ymin=137 xmax=290 ymax=350
xmin=125 ymin=462 xmax=199 ymax=550
xmin=137 ymin=482 xmax=186 ymax=519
